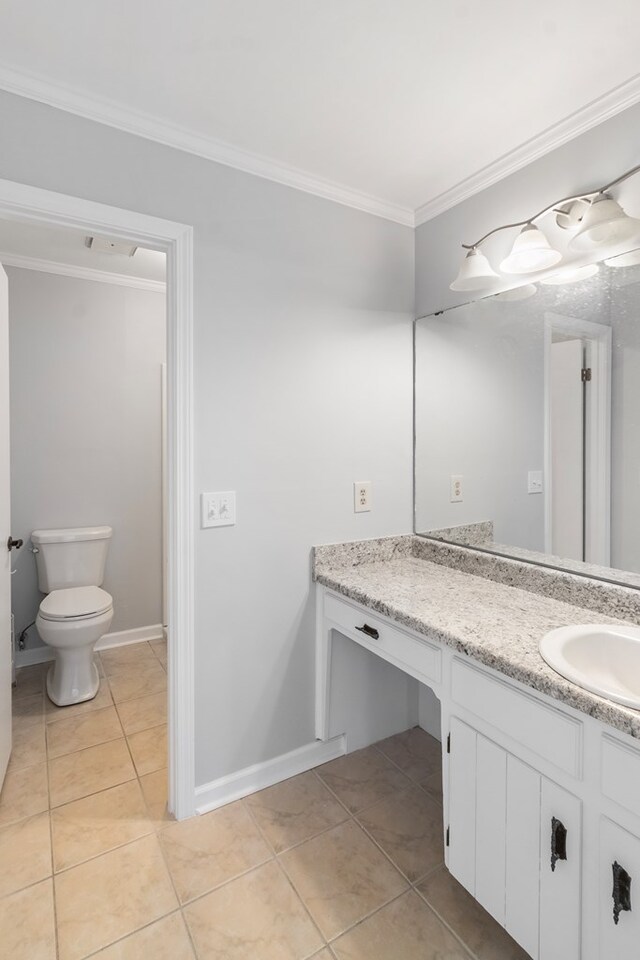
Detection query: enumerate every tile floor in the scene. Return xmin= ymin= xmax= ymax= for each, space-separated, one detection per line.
xmin=1 ymin=645 xmax=528 ymax=959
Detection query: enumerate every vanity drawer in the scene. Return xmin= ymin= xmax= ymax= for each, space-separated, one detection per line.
xmin=451 ymin=658 xmax=583 ymax=778
xmin=602 ymin=735 xmax=640 ymax=819
xmin=324 ymin=592 xmax=442 ymax=686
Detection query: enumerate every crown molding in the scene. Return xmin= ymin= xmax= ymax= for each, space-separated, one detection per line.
xmin=415 ymin=72 xmax=640 ymax=226
xmin=0 ymin=250 xmax=166 ymax=292
xmin=0 ymin=64 xmax=414 ymax=228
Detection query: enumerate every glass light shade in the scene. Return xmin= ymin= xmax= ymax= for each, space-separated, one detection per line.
xmin=569 ymin=196 xmax=640 ymax=251
xmin=500 ymin=224 xmax=562 ymax=274
xmin=450 ymin=249 xmax=499 ymax=291
xmin=541 ymin=263 xmax=599 ymax=286
xmin=604 ymin=247 xmax=640 ymax=268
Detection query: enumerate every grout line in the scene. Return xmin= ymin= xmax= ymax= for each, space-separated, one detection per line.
xmin=78 ymin=908 xmax=188 ymax=960
xmin=412 ymin=883 xmax=478 ymax=960
xmin=326 ymin=888 xmax=410 ymax=947
xmin=272 ymin=858 xmax=329 ymax=953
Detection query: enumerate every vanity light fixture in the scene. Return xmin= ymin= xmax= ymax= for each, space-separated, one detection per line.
xmin=450 ymin=162 xmax=640 ymax=292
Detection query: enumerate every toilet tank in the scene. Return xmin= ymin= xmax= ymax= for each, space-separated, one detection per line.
xmin=31 ymin=526 xmax=112 ymax=592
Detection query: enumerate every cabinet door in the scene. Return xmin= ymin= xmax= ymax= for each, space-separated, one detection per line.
xmin=506 ymin=756 xmax=541 ymax=959
xmin=475 ymin=736 xmax=507 ymax=924
xmin=539 ymin=779 xmax=581 ymax=960
xmin=600 ymin=818 xmax=640 ymax=959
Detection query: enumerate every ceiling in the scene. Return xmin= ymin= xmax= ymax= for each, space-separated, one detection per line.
xmin=2 ymin=1 xmax=640 ymax=225
xmin=0 ymin=219 xmax=166 ymax=285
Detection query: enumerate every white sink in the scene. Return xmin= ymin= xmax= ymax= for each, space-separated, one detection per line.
xmin=540 ymin=624 xmax=640 ymax=709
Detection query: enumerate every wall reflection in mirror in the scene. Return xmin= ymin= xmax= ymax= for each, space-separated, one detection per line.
xmin=414 ymin=245 xmax=640 ymax=586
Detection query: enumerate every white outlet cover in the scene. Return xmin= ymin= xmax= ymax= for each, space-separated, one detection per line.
xmin=354 ymin=481 xmax=372 ymax=513
xmin=201 ymin=491 xmax=236 ymax=528
xmin=450 ymin=475 xmax=463 ymax=503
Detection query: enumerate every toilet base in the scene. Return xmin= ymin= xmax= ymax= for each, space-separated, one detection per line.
xmin=46 ymin=652 xmax=100 ymax=707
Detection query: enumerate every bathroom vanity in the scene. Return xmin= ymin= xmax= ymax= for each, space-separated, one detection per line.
xmin=314 ymin=536 xmax=640 ymax=960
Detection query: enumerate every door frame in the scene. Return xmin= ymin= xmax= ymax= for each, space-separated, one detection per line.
xmin=544 ymin=312 xmax=612 ymax=566
xmin=0 ymin=177 xmax=195 ymax=819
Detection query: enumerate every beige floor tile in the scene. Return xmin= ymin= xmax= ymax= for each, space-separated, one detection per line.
xmin=417 ymin=866 xmax=530 ymax=959
xmin=421 ymin=770 xmax=443 ymax=805
xmin=280 ymin=820 xmax=407 ymax=941
xmin=0 ymin=760 xmax=48 ymax=827
xmin=184 ymin=859 xmax=323 ymax=960
xmin=357 ymin=785 xmax=444 ymax=882
xmin=90 ymin=911 xmax=194 ymax=959
xmin=332 ymin=889 xmax=468 ymax=959
xmin=0 ymin=811 xmax=52 ymax=898
xmin=51 ymin=779 xmax=153 ymax=871
xmin=108 ymin=660 xmax=167 ymax=703
xmin=310 ymin=952 xmax=334 ymax=959
xmin=127 ymin=722 xmax=167 ymax=776
xmin=12 ymin=692 xmax=45 ymax=727
xmin=116 ymin=691 xmax=167 ymax=735
xmin=46 ymin=704 xmax=123 ymax=759
xmin=55 ymin=834 xmax=178 ymax=960
xmin=46 ymin=680 xmax=113 ymax=724
xmin=139 ymin=768 xmax=173 ymax=828
xmin=376 ymin=727 xmax=442 ymax=783
xmin=150 ymin=638 xmax=168 ymax=667
xmin=0 ymin=878 xmax=57 ymax=960
xmin=49 ymin=737 xmax=135 ymax=807
xmin=246 ymin=771 xmax=349 ymax=853
xmin=13 ymin=663 xmax=46 ymax=700
xmin=100 ymin=642 xmax=158 ymax=675
xmin=10 ymin=719 xmax=47 ymax=770
xmin=317 ymin=746 xmax=412 ymax=814
xmin=160 ymin=799 xmax=271 ymax=903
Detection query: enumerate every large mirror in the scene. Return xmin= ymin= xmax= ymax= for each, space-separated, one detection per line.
xmin=414 ymin=248 xmax=640 ymax=587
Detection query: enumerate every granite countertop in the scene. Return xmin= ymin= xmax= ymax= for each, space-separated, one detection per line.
xmin=314 ymin=546 xmax=640 ymax=740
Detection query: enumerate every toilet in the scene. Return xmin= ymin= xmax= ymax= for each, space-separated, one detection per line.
xmin=32 ymin=526 xmax=114 ymax=707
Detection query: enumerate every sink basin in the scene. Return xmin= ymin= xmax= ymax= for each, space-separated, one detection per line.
xmin=540 ymin=624 xmax=640 ymax=709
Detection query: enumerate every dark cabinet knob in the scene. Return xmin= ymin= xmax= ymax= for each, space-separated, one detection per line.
xmin=355 ymin=623 xmax=380 ymax=640
xmin=551 ymin=817 xmax=567 ymax=872
xmin=6 ymin=537 xmax=23 ymax=552
xmin=612 ymin=861 xmax=632 ymax=924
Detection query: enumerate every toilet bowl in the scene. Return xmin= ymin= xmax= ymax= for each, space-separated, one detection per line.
xmin=36 ymin=586 xmax=113 ymax=706
xmin=31 ymin=525 xmax=114 ymax=707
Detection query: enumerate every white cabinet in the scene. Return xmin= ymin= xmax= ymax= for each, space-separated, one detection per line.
xmin=448 ymin=716 xmax=581 ymax=960
xmin=599 ymin=818 xmax=640 ymax=959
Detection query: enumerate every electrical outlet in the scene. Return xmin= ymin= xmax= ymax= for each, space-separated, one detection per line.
xmin=354 ymin=481 xmax=372 ymax=513
xmin=201 ymin=491 xmax=236 ymax=528
xmin=450 ymin=475 xmax=463 ymax=503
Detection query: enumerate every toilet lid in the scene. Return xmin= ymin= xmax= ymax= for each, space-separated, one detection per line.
xmin=40 ymin=586 xmax=113 ymax=621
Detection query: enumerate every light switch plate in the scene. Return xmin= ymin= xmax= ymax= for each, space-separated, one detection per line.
xmin=201 ymin=491 xmax=236 ymax=528
xmin=528 ymin=471 xmax=543 ymax=495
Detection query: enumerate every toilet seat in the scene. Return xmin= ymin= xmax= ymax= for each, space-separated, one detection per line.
xmin=39 ymin=586 xmax=113 ymax=622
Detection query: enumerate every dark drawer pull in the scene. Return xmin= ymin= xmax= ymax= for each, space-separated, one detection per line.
xmin=355 ymin=623 xmax=380 ymax=640
xmin=612 ymin=861 xmax=632 ymax=924
xmin=551 ymin=817 xmax=567 ymax=872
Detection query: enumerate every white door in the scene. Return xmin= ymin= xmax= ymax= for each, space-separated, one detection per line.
xmin=0 ymin=264 xmax=11 ymax=789
xmin=550 ymin=339 xmax=584 ymax=560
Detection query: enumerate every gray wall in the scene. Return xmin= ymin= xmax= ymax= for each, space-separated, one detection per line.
xmin=416 ymin=101 xmax=640 ymax=317
xmin=0 ymin=91 xmax=415 ymax=787
xmin=8 ymin=267 xmax=165 ymax=646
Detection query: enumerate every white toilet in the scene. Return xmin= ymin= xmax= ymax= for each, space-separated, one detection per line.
xmin=32 ymin=526 xmax=114 ymax=707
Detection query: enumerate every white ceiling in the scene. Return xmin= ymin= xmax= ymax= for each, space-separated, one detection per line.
xmin=0 ymin=219 xmax=166 ymax=285
xmin=2 ymin=1 xmax=640 ymax=224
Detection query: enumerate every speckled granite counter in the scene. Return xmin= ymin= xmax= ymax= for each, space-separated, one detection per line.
xmin=313 ymin=536 xmax=640 ymax=741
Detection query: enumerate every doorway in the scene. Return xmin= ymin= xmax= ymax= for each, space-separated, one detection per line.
xmin=544 ymin=313 xmax=612 ymax=566
xmin=0 ymin=178 xmax=195 ymax=820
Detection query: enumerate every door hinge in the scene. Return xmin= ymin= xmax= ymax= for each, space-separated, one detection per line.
xmin=581 ymin=367 xmax=592 ymax=383
xmin=447 ymin=732 xmax=451 ymax=754
xmin=446 ymin=826 xmax=450 ymax=847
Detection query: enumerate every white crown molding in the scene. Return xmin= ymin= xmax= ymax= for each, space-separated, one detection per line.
xmin=0 ymin=64 xmax=414 ymax=228
xmin=0 ymin=250 xmax=166 ymax=292
xmin=415 ymin=72 xmax=640 ymax=226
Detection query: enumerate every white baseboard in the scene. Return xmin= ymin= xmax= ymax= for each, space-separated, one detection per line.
xmin=96 ymin=624 xmax=164 ymax=651
xmin=15 ymin=623 xmax=164 ymax=668
xmin=195 ymin=735 xmax=347 ymax=815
